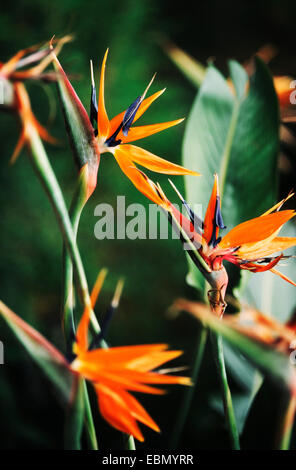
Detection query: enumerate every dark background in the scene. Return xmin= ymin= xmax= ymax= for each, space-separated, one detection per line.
xmin=0 ymin=0 xmax=295 ymax=449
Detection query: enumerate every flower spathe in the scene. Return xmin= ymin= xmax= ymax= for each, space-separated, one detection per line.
xmin=91 ymin=49 xmax=199 ymax=206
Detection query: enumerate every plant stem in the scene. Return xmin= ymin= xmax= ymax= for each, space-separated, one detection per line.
xmin=170 ymin=326 xmax=208 ymax=449
xmin=60 ymin=159 xmax=136 ymax=450
xmin=28 ymin=129 xmax=100 ymax=334
xmin=64 ymin=377 xmax=85 ymax=450
xmin=126 ymin=435 xmax=136 ymax=450
xmin=277 ymin=392 xmax=296 ymax=450
xmin=210 ymin=331 xmax=240 ymax=449
xmin=83 ymin=381 xmax=99 ymax=450
xmin=62 ymin=167 xmax=89 ymax=352
xmin=27 ymin=130 xmax=102 ymax=448
xmin=61 ymin=170 xmax=104 ymax=450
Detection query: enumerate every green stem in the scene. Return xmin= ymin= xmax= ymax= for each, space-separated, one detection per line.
xmin=62 ymin=168 xmax=89 ymax=352
xmin=28 ymin=130 xmax=136 ymax=450
xmin=125 ymin=435 xmax=136 ymax=450
xmin=28 ymin=130 xmax=100 ymax=334
xmin=61 ymin=163 xmax=135 ymax=450
xmin=277 ymin=393 xmax=296 ymax=450
xmin=170 ymin=326 xmax=208 ymax=449
xmin=210 ymin=331 xmax=240 ymax=449
xmin=64 ymin=377 xmax=85 ymax=450
xmin=61 ymin=173 xmax=100 ymax=449
xmin=83 ymin=381 xmax=99 ymax=450
xmin=27 ymin=130 xmax=101 ymax=449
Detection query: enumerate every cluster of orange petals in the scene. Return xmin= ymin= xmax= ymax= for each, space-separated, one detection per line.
xmin=0 ymin=39 xmax=72 ymax=162
xmin=156 ymin=174 xmax=296 ymax=286
xmin=70 ymin=273 xmax=191 ymax=441
xmin=206 ymin=179 xmax=296 ymax=285
xmin=10 ymin=82 xmax=57 ymax=163
xmin=95 ymin=50 xmax=199 ymax=206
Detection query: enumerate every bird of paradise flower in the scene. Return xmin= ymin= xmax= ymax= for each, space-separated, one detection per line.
xmin=148 ymin=174 xmax=296 ymax=314
xmin=0 ymin=271 xmax=191 ymax=442
xmin=51 ymin=46 xmax=198 ymax=203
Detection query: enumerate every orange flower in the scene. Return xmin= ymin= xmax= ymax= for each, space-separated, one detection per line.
xmin=70 ymin=272 xmax=191 ymax=441
xmin=0 ymin=273 xmax=191 ymax=443
xmin=0 ymin=36 xmax=71 ymax=82
xmin=159 ymin=175 xmax=296 ymax=287
xmin=0 ymin=38 xmax=70 ymax=162
xmin=9 ymin=82 xmax=57 ymax=163
xmin=90 ymin=50 xmax=199 ymax=205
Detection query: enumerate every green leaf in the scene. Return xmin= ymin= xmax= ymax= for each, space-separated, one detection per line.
xmin=183 ymin=58 xmax=279 ymax=292
xmin=0 ymin=300 xmax=73 ymax=402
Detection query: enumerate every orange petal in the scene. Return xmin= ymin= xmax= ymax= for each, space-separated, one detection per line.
xmin=10 ymin=131 xmax=26 ymax=164
xmin=203 ymin=174 xmax=219 ymax=244
xmin=218 ymin=210 xmax=295 ymax=250
xmin=90 ymin=268 xmax=108 ymax=309
xmin=236 ymin=236 xmax=296 ymax=260
xmin=78 ymin=368 xmax=167 ymax=394
xmin=80 ymin=344 xmax=169 ymax=365
xmin=119 ymin=144 xmax=199 ymax=175
xmin=270 ymin=268 xmax=296 ymax=287
xmin=261 ymin=192 xmax=294 ymax=216
xmin=101 ymin=369 xmax=191 ymax=387
xmin=31 ymin=114 xmax=58 ymax=145
xmin=118 ymin=388 xmax=160 ymax=433
xmin=119 ymin=119 xmax=184 ymax=144
xmin=114 ymin=146 xmax=170 ymax=206
xmin=127 ymin=349 xmax=184 ymax=372
xmin=97 ymin=49 xmax=110 ymax=138
xmin=75 ymin=269 xmax=107 ymax=353
xmin=96 ymin=384 xmax=145 ymax=441
xmin=108 ymin=89 xmax=165 ymax=137
xmin=1 ymin=49 xmax=27 ymax=76
xmin=74 ymin=306 xmax=92 ymax=354
xmin=133 ymin=89 xmax=165 ymax=122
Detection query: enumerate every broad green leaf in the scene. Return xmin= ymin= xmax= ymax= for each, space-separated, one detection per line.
xmin=0 ymin=300 xmax=73 ymax=402
xmin=183 ymin=58 xmax=279 ymax=292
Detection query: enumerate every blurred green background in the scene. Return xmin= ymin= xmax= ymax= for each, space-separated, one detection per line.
xmin=0 ymin=0 xmax=296 ymax=450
